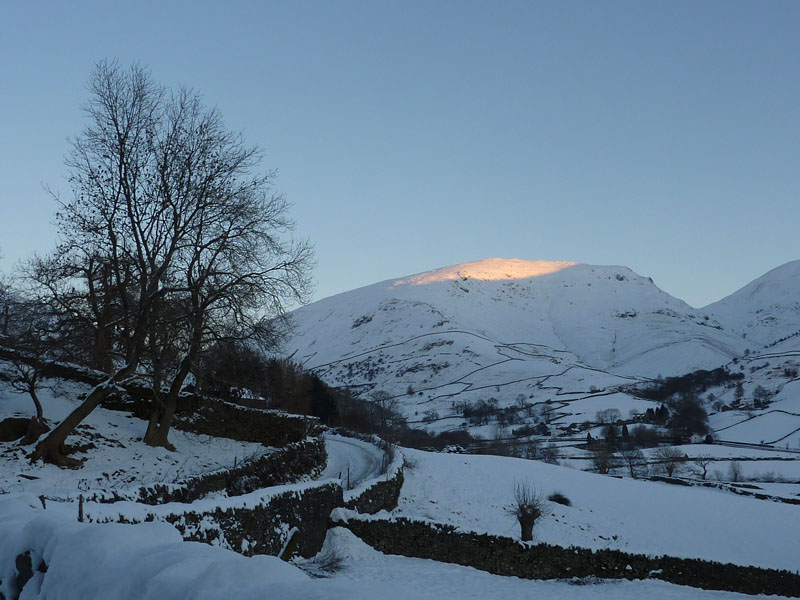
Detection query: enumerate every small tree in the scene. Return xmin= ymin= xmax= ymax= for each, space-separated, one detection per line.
xmin=728 ymin=460 xmax=743 ymax=482
xmin=654 ymin=446 xmax=686 ymax=477
xmin=369 ymin=391 xmax=400 ymax=437
xmin=541 ymin=442 xmax=560 ymax=465
xmin=509 ymin=480 xmax=548 ymax=541
xmin=0 ymin=294 xmax=62 ymax=444
xmin=595 ymin=408 xmax=621 ymax=424
xmin=692 ymin=455 xmax=714 ymax=480
xmin=632 ymin=425 xmax=660 ymax=448
xmin=590 ymin=444 xmax=617 ymax=474
xmin=603 ymin=424 xmax=619 ymax=450
xmin=620 ymin=447 xmax=647 ymax=479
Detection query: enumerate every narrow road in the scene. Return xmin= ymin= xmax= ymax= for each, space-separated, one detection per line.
xmin=321 ymin=433 xmax=385 ymax=489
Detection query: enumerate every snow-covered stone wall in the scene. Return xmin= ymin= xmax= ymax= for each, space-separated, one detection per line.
xmin=333 ymin=516 xmax=800 ymax=597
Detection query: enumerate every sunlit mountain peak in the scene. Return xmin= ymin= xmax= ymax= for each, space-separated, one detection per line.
xmin=393 ymin=258 xmax=578 ymax=286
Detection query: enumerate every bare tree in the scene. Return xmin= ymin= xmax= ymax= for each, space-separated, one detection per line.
xmin=24 ymin=250 xmax=124 ymax=373
xmin=509 ymin=480 xmax=549 ymax=542
xmin=728 ymin=460 xmax=743 ymax=482
xmin=590 ymin=444 xmax=617 ymax=474
xmin=620 ymin=447 xmax=647 ymax=479
xmin=0 ymin=294 xmax=61 ymax=443
xmin=32 ymin=60 xmax=312 ymax=465
xmin=369 ymin=391 xmax=401 ymax=439
xmin=541 ymin=442 xmax=560 ymax=465
xmin=691 ymin=455 xmax=714 ymax=480
xmin=653 ymin=446 xmax=686 ymax=477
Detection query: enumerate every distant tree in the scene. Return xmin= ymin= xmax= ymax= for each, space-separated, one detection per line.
xmin=620 ymin=447 xmax=647 ymax=479
xmin=752 ymin=385 xmax=772 ymax=408
xmin=654 ymin=446 xmax=686 ymax=477
xmin=541 ymin=442 xmax=560 ymax=465
xmin=669 ymin=395 xmax=709 ymax=440
xmin=733 ymin=382 xmax=744 ymax=407
xmin=595 ymin=408 xmax=621 ymax=424
xmin=632 ymin=425 xmax=660 ymax=448
xmin=369 ymin=391 xmax=401 ymax=438
xmin=590 ymin=444 xmax=617 ymax=474
xmin=728 ymin=460 xmax=743 ymax=482
xmin=603 ymin=424 xmax=619 ymax=450
xmin=523 ymin=439 xmax=541 ymax=460
xmin=692 ymin=455 xmax=714 ymax=481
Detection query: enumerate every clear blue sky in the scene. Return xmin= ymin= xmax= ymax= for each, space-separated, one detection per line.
xmin=1 ymin=1 xmax=798 ymax=307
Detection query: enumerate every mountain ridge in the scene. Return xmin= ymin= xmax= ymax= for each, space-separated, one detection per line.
xmin=284 ymin=258 xmax=800 ymax=429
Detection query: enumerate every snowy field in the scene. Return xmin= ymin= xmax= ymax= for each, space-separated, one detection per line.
xmin=714 ymin=412 xmax=800 ymax=445
xmin=0 ymin=379 xmax=271 ymax=500
xmin=393 ymin=448 xmax=800 ymax=571
xmin=0 ymin=498 xmax=791 ymax=600
xmin=556 ymin=393 xmax=658 ymax=420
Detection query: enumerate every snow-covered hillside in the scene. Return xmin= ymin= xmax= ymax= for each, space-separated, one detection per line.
xmin=0 ymin=377 xmax=271 ymax=501
xmin=393 ymin=448 xmax=800 ymax=570
xmin=286 ymin=258 xmax=746 ymax=427
xmin=705 ymin=260 xmax=800 ymax=349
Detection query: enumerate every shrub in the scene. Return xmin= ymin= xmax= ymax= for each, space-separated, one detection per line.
xmin=547 ymin=491 xmax=571 ymax=506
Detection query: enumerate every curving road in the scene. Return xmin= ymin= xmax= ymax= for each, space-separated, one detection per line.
xmin=321 ymin=433 xmax=385 ymax=489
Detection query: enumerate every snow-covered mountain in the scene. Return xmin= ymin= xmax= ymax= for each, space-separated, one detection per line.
xmin=704 ymin=260 xmax=800 ymax=349
xmin=286 ymin=259 xmax=748 ymax=426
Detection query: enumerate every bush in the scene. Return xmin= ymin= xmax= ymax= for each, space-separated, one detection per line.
xmin=547 ymin=491 xmax=571 ymax=506
xmin=632 ymin=425 xmax=661 ymax=448
xmin=669 ymin=395 xmax=709 ymax=438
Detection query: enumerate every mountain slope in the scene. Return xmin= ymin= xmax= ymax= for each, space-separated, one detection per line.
xmin=286 ymin=259 xmax=745 ymax=426
xmin=705 ymin=260 xmax=800 ymax=349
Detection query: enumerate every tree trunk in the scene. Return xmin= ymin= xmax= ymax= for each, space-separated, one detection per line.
xmin=519 ymin=515 xmax=535 ymax=542
xmin=21 ymin=416 xmax=49 ymax=446
xmin=147 ymin=394 xmax=177 ymax=451
xmin=21 ymin=385 xmax=49 ymax=445
xmin=145 ymin=350 xmax=195 ymax=451
xmin=143 ymin=403 xmax=161 ymax=445
xmin=143 ymin=372 xmax=164 ymax=445
xmin=93 ymin=326 xmax=113 ymax=373
xmin=29 ymin=385 xmax=43 ymax=422
xmin=32 ymin=364 xmax=134 ymax=466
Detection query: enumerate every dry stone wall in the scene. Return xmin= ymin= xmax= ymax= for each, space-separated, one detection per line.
xmin=129 ymin=437 xmax=327 ymax=505
xmin=167 ymin=482 xmax=344 ymax=559
xmin=334 ymin=516 xmax=800 ymax=597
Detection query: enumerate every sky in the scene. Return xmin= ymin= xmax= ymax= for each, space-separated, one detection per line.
xmin=1 ymin=1 xmax=798 ymax=308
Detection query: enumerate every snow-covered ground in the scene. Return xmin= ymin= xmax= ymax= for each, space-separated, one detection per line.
xmin=393 ymin=448 xmax=800 ymax=571
xmin=0 ymin=377 xmax=271 ymax=501
xmin=1 ymin=497 xmax=790 ymax=600
xmin=714 ymin=412 xmax=800 ymax=446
